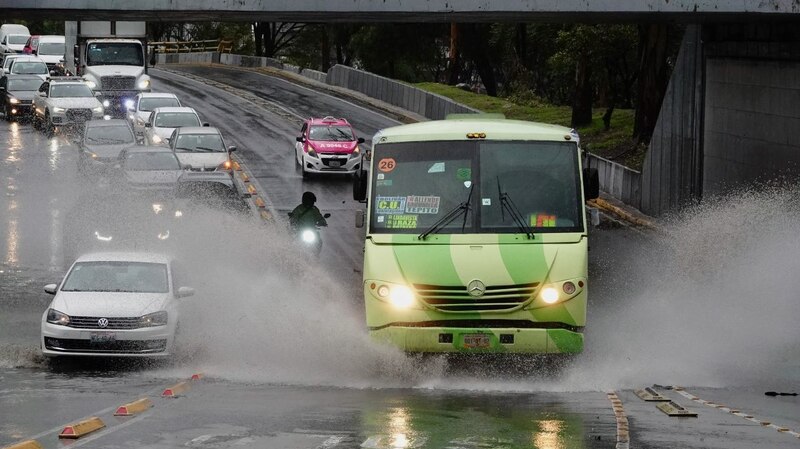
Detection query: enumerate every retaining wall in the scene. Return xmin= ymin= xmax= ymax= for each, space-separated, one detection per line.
xmin=584 ymin=154 xmax=641 ymax=209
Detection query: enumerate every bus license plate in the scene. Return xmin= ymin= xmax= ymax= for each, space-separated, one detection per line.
xmin=463 ymin=334 xmax=490 ymax=349
xmin=329 ymin=160 xmax=341 ymax=167
xmin=90 ymin=332 xmax=116 ymax=343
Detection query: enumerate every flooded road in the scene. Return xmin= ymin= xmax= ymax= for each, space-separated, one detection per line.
xmin=0 ymin=66 xmax=798 ymax=449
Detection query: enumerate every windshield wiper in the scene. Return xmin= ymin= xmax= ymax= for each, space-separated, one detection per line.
xmin=191 ymin=146 xmax=222 ymax=153
xmin=418 ymin=183 xmax=474 ymax=240
xmin=497 ymin=177 xmax=534 ymax=239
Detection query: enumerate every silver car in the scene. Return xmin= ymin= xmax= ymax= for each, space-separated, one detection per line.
xmin=32 ymin=78 xmax=104 ymax=135
xmin=126 ymin=92 xmax=181 ymax=141
xmin=143 ymin=106 xmax=202 ymax=146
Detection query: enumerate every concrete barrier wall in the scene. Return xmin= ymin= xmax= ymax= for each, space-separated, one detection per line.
xmin=156 ymin=51 xmax=217 ymax=65
xmin=326 ymin=65 xmax=479 ymax=120
xmin=300 ymin=69 xmax=327 ymax=83
xmin=584 ymin=153 xmax=641 ymax=208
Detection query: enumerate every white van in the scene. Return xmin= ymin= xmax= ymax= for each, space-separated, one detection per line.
xmin=0 ymin=24 xmax=31 ymax=53
xmin=31 ymin=35 xmax=65 ymax=68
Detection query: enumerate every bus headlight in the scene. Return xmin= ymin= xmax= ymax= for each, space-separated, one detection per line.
xmin=541 ymin=287 xmax=559 ymax=304
xmin=388 ymin=285 xmax=415 ymax=309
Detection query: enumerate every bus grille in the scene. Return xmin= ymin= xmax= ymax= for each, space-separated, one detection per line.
xmin=101 ymin=76 xmax=136 ymax=90
xmin=413 ymin=282 xmax=539 ymax=312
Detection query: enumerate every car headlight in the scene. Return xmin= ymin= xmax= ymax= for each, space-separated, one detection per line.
xmin=124 ymin=99 xmax=135 ymax=110
xmin=151 ymin=135 xmax=162 ymax=144
xmin=52 ymin=107 xmax=65 ymax=113
xmin=139 ymin=311 xmax=168 ymax=327
xmin=85 ymin=80 xmax=97 ymax=89
xmin=307 ymin=148 xmax=317 ymax=158
xmin=9 ymin=97 xmax=19 ymax=104
xmin=93 ymin=105 xmax=104 ymax=113
xmin=46 ymin=309 xmax=71 ymax=326
xmin=216 ymin=160 xmax=232 ymax=171
xmin=138 ymin=79 xmax=150 ymax=90
xmin=101 ymin=100 xmax=110 ymax=108
xmin=157 ymin=230 xmax=170 ymax=240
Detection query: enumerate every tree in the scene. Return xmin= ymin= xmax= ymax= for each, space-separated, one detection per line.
xmin=252 ymin=22 xmax=306 ymax=58
xmin=459 ymin=23 xmax=499 ymax=96
xmin=633 ymin=24 xmax=672 ymax=145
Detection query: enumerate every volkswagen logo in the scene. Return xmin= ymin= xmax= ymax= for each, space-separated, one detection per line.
xmin=467 ymin=279 xmax=486 ymax=298
xmin=97 ymin=318 xmax=109 ymax=328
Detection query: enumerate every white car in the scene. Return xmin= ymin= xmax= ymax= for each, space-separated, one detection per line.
xmin=126 ymin=92 xmax=181 ymax=140
xmin=40 ymin=252 xmax=194 ymax=358
xmin=2 ymin=55 xmax=48 ymax=80
xmin=143 ymin=106 xmax=203 ymax=146
xmin=30 ymin=35 xmax=65 ymax=69
xmin=32 ymin=78 xmax=104 ymax=135
xmin=168 ymin=126 xmax=236 ymax=171
xmin=0 ymin=24 xmax=30 ymax=54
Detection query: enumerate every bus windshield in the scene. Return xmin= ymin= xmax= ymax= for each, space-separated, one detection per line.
xmin=369 ymin=140 xmax=583 ymax=234
xmin=86 ymin=42 xmax=143 ymax=67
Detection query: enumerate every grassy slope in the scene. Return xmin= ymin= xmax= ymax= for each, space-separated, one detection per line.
xmin=414 ymin=82 xmax=644 ymax=171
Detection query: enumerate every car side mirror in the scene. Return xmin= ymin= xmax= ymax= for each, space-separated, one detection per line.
xmin=176 ymin=286 xmax=195 ymax=298
xmin=144 ymin=122 xmax=151 ymax=128
xmin=355 ymin=209 xmax=365 ymax=228
xmin=94 ymin=91 xmax=101 ymax=97
xmin=583 ymin=167 xmax=600 ymax=201
xmin=44 ymin=284 xmax=58 ymax=295
xmin=227 ymin=145 xmax=236 ymax=152
xmin=202 ymin=122 xmax=209 ymax=127
xmin=49 ymin=70 xmax=56 ymax=76
xmin=149 ymin=48 xmax=157 ymax=67
xmin=353 ymin=170 xmax=367 ymax=202
xmin=357 ymin=137 xmax=365 ymax=144
xmin=296 ymin=136 xmax=304 ymax=142
xmin=73 ymin=44 xmax=79 ymax=59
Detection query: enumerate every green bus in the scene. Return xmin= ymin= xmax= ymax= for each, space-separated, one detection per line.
xmin=353 ymin=114 xmax=599 ymax=354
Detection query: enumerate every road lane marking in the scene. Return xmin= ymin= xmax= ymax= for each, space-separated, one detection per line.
xmin=606 ymin=391 xmax=630 ymax=449
xmin=1 ymin=440 xmax=43 ymax=449
xmin=316 ymin=435 xmax=345 ymax=448
xmin=671 ymin=387 xmax=800 ymax=439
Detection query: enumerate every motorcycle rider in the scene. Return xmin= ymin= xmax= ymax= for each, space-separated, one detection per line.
xmin=288 ymin=191 xmax=328 ymax=230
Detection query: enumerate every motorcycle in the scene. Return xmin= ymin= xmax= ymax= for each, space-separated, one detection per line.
xmin=288 ymin=212 xmax=331 ymax=256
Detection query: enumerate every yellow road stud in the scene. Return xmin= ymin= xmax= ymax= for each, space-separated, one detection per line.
xmin=58 ymin=417 xmax=105 ymax=439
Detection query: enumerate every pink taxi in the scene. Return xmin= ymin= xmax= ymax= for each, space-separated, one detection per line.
xmin=294 ymin=116 xmax=365 ymax=178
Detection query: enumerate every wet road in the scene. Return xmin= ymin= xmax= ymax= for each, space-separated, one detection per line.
xmin=1 ymin=65 xmax=799 ymax=449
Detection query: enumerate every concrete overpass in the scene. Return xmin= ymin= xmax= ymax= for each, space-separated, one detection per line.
xmin=1 ymin=0 xmax=800 ymax=22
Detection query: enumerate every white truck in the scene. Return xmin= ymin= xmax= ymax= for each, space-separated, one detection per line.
xmin=65 ymin=21 xmax=152 ymax=117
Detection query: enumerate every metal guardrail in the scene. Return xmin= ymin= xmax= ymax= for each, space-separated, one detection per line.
xmin=148 ymin=39 xmax=233 ymax=54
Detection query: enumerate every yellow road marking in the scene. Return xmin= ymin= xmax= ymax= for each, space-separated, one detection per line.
xmin=162 ymin=381 xmax=190 ymax=398
xmin=2 ymin=440 xmax=43 ymax=449
xmin=114 ymin=398 xmax=153 ymax=416
xmin=58 ymin=417 xmax=105 ymax=439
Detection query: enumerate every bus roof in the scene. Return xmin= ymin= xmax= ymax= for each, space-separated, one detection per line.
xmin=375 ymin=115 xmax=577 ymax=144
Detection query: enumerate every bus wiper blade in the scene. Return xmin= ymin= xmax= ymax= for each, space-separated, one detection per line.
xmin=418 ymin=183 xmax=474 ymax=240
xmin=497 ymin=177 xmax=534 ymax=239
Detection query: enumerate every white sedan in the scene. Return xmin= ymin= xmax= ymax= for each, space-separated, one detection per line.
xmin=40 ymin=252 xmax=195 ymax=358
xmin=126 ymin=92 xmax=181 ymax=141
xmin=143 ymin=106 xmax=203 ymax=146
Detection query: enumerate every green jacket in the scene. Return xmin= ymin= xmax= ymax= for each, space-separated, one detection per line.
xmin=289 ymin=204 xmax=327 ymax=229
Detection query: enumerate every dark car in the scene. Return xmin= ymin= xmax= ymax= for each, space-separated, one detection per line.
xmin=175 ymin=171 xmax=249 ymax=215
xmin=79 ymin=119 xmax=137 ymax=175
xmin=117 ymin=146 xmax=185 ymax=195
xmin=0 ymin=74 xmax=41 ymax=120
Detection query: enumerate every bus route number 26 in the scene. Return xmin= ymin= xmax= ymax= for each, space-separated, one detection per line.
xmin=378 ymin=158 xmax=396 ymax=173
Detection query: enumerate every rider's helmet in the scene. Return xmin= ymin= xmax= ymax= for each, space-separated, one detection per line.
xmin=302 ymin=191 xmax=316 ymax=207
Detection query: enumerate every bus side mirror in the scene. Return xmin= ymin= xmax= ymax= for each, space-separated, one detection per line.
xmin=353 ymin=170 xmax=367 ymax=201
xmin=355 ymin=209 xmax=365 ymax=228
xmin=149 ymin=48 xmax=157 ymax=67
xmin=583 ymin=167 xmax=599 ymax=200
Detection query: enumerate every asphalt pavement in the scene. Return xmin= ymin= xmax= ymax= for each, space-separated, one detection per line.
xmin=0 ymin=66 xmax=798 ymax=449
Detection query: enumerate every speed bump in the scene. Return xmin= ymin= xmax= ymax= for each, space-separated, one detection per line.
xmin=114 ymin=398 xmax=153 ymax=416
xmin=247 ymin=184 xmax=257 ymax=195
xmin=635 ymin=387 xmax=670 ymax=402
xmin=2 ymin=440 xmax=43 ymax=449
xmin=58 ymin=416 xmax=106 ymax=439
xmin=191 ymin=372 xmax=204 ymax=381
xmin=162 ymin=381 xmax=190 ymax=398
xmin=657 ymin=401 xmax=698 ymax=417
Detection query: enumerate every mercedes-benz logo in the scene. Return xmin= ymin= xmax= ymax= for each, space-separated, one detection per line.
xmin=467 ymin=279 xmax=486 ymax=298
xmin=97 ymin=318 xmax=109 ymax=328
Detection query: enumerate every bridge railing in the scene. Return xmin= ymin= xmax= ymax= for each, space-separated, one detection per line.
xmin=149 ymin=39 xmax=233 ymax=54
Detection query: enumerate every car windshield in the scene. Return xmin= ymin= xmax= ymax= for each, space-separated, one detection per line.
xmin=50 ymin=84 xmax=93 ymax=98
xmin=8 ymin=35 xmax=29 ymax=45
xmin=139 ymin=97 xmax=180 ymax=112
xmin=125 ymin=152 xmax=181 ymax=171
xmin=309 ymin=125 xmax=354 ymax=141
xmin=10 ymin=61 xmax=47 ymax=75
xmin=38 ymin=42 xmax=64 ymax=55
xmin=174 ymin=133 xmax=225 ymax=152
xmin=86 ymin=42 xmax=143 ymax=66
xmin=85 ymin=125 xmax=134 ymax=144
xmin=369 ymin=140 xmax=583 ymax=234
xmin=154 ymin=112 xmax=200 ymax=128
xmin=61 ymin=261 xmax=169 ymax=293
xmin=7 ymin=78 xmax=42 ymax=91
